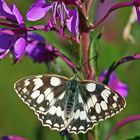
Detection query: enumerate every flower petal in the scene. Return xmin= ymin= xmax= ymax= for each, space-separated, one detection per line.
xmin=108 ymin=72 xmax=128 ymax=97
xmin=134 ymin=0 xmax=140 ymax=23
xmin=25 ymin=41 xmax=57 ymax=63
xmin=66 ymin=9 xmax=79 ymax=35
xmin=0 ymin=29 xmax=14 ymax=59
xmin=0 ymin=0 xmax=15 ymax=19
xmin=13 ymin=37 xmax=26 ymax=61
xmin=99 ymin=71 xmax=128 ymax=97
xmin=2 ymin=135 xmax=28 ymax=140
xmin=26 ymin=0 xmax=52 ymax=21
xmin=27 ymin=32 xmax=45 ymax=43
xmin=12 ymin=4 xmax=25 ymax=27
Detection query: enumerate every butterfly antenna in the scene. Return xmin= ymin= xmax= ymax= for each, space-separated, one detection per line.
xmin=73 ymin=56 xmax=96 ymax=77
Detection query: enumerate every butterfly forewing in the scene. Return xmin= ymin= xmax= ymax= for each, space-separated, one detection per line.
xmin=14 ymin=75 xmax=68 ymax=113
xmin=14 ymin=75 xmax=126 ymax=134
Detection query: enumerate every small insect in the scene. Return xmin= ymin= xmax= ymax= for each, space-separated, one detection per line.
xmin=14 ymin=74 xmax=126 ymax=134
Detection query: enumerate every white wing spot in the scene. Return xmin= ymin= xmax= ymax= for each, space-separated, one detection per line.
xmin=56 ymin=106 xmax=62 ymax=117
xmin=100 ymin=101 xmax=108 ymax=111
xmin=58 ymin=91 xmax=65 ymax=100
xmin=45 ymin=91 xmax=54 ymax=103
xmin=87 ymin=98 xmax=94 ymax=108
xmin=31 ymin=90 xmax=40 ymax=99
xmin=72 ymin=126 xmax=77 ymax=131
xmin=102 ymin=89 xmax=111 ymax=97
xmin=101 ymin=89 xmax=111 ymax=103
xmin=91 ymin=95 xmax=97 ymax=105
xmin=80 ymin=111 xmax=87 ymax=120
xmin=48 ymin=106 xmax=57 ymax=115
xmin=22 ymin=88 xmax=27 ymax=93
xmin=27 ymin=99 xmax=32 ymax=103
xmin=95 ymin=103 xmax=101 ymax=114
xmin=112 ymin=103 xmax=117 ymax=108
xmin=37 ymin=94 xmax=44 ymax=104
xmin=78 ymin=94 xmax=83 ymax=103
xmin=79 ymin=126 xmax=84 ymax=130
xmin=50 ymin=77 xmax=61 ymax=86
xmin=113 ymin=95 xmax=118 ymax=101
xmin=44 ymin=88 xmax=52 ymax=97
xmin=54 ymin=123 xmax=59 ymax=128
xmin=24 ymin=81 xmax=30 ymax=86
xmin=39 ymin=106 xmax=45 ymax=112
xmin=41 ymin=115 xmax=45 ymax=119
xmin=74 ymin=109 xmax=80 ymax=120
xmin=90 ymin=115 xmax=96 ymax=120
xmin=46 ymin=120 xmax=52 ymax=125
xmin=33 ymin=78 xmax=43 ymax=91
xmin=86 ymin=83 xmax=96 ymax=92
xmin=61 ymin=124 xmax=65 ymax=127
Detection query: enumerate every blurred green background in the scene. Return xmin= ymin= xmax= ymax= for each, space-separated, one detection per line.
xmin=0 ymin=0 xmax=140 ymax=140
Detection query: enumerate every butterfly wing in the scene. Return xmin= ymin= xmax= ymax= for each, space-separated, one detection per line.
xmin=68 ymin=80 xmax=126 ymax=134
xmin=14 ymin=74 xmax=69 ymax=131
xmin=14 ymin=74 xmax=68 ymax=113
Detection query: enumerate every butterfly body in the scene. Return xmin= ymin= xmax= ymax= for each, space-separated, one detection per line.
xmin=14 ymin=74 xmax=126 ymax=134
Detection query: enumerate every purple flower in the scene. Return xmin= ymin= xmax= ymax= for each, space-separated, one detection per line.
xmin=25 ymin=32 xmax=57 ymax=63
xmin=0 ymin=0 xmax=26 ymax=62
xmin=25 ymin=32 xmax=77 ymax=70
xmin=134 ymin=0 xmax=140 ymax=23
xmin=99 ymin=71 xmax=128 ymax=98
xmin=2 ymin=135 xmax=28 ymax=140
xmin=26 ymin=0 xmax=79 ymax=35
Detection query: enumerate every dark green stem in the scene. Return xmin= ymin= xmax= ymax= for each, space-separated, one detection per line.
xmin=35 ymin=124 xmax=44 ymax=140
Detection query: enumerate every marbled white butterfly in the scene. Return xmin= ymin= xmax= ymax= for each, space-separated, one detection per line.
xmin=14 ymin=74 xmax=126 ymax=134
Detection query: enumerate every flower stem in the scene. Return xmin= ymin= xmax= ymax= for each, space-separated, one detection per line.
xmin=81 ymin=32 xmax=90 ymax=78
xmin=105 ymin=115 xmax=140 ymax=140
xmin=89 ymin=1 xmax=134 ymax=29
xmin=27 ymin=25 xmax=79 ymax=43
xmin=35 ymin=124 xmax=44 ymax=140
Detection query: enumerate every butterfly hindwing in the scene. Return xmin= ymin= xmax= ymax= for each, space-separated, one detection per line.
xmin=14 ymin=74 xmax=68 ymax=113
xmin=67 ymin=80 xmax=126 ymax=134
xmin=80 ymin=80 xmax=126 ymax=122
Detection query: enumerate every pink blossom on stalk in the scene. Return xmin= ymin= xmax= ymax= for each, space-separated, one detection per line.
xmin=134 ymin=0 xmax=140 ymax=23
xmin=2 ymin=135 xmax=28 ymax=140
xmin=25 ymin=32 xmax=57 ymax=63
xmin=0 ymin=0 xmax=26 ymax=62
xmin=99 ymin=71 xmax=128 ymax=98
xmin=26 ymin=0 xmax=79 ymax=35
xmin=25 ymin=32 xmax=77 ymax=70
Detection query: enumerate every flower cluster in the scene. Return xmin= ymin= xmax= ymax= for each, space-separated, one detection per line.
xmin=26 ymin=0 xmax=79 ymax=35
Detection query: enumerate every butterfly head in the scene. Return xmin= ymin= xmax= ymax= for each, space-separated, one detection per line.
xmin=67 ymin=77 xmax=79 ymax=92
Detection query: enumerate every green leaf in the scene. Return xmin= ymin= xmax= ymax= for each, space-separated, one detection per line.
xmin=127 ymin=136 xmax=140 ymax=140
xmin=89 ymin=30 xmax=103 ymax=78
xmin=78 ymin=133 xmax=87 ymax=140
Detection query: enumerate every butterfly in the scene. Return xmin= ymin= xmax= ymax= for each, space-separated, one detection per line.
xmin=14 ymin=74 xmax=126 ymax=134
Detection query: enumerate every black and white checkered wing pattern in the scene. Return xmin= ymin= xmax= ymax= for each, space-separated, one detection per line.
xmin=14 ymin=75 xmax=126 ymax=134
xmin=14 ymin=74 xmax=68 ymax=131
xmin=68 ymin=80 xmax=125 ymax=133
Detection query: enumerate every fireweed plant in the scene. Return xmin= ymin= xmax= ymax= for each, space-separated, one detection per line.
xmin=1 ymin=0 xmax=140 ymax=140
